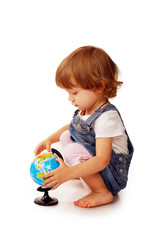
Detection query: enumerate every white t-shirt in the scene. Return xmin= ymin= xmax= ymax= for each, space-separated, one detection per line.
xmin=78 ymin=110 xmax=129 ymax=155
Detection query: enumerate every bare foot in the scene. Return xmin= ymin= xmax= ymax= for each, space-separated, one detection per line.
xmin=74 ymin=190 xmax=113 ymax=208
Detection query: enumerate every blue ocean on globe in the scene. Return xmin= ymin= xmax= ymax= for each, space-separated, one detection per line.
xmin=30 ymin=152 xmax=60 ymax=187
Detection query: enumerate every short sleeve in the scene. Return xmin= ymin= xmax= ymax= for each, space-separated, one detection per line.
xmin=93 ymin=110 xmax=125 ymax=138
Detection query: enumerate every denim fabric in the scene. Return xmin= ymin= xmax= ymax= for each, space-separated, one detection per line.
xmin=69 ymin=104 xmax=134 ymax=194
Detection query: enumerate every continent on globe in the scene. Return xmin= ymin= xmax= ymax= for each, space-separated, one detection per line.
xmin=30 ymin=152 xmax=60 ymax=187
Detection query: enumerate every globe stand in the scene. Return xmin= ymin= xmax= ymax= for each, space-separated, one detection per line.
xmin=33 ymin=148 xmax=63 ymax=206
xmin=34 ymin=186 xmax=58 ymax=206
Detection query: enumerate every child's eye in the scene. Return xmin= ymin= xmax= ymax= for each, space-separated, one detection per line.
xmin=72 ymin=92 xmax=78 ymax=95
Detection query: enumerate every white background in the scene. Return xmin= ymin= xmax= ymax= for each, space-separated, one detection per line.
xmin=0 ymin=0 xmax=161 ymax=239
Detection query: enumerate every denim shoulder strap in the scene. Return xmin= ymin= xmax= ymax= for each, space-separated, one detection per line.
xmin=73 ymin=109 xmax=80 ymax=118
xmin=85 ymin=104 xmax=117 ymax=126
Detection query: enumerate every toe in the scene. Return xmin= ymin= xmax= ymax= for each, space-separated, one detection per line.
xmin=74 ymin=200 xmax=79 ymax=206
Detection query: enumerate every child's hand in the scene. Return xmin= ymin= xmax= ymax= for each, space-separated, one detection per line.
xmin=34 ymin=138 xmax=52 ymax=156
xmin=42 ymin=158 xmax=71 ymax=190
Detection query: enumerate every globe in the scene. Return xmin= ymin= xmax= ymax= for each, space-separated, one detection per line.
xmin=30 ymin=152 xmax=60 ymax=187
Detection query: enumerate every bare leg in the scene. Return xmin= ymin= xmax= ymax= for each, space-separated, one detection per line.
xmin=74 ymin=173 xmax=113 ymax=208
xmin=60 ymin=131 xmax=113 ymax=207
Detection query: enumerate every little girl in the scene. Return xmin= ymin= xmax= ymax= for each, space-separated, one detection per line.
xmin=34 ymin=46 xmax=134 ymax=208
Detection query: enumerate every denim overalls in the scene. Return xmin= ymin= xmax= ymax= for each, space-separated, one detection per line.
xmin=69 ymin=104 xmax=134 ymax=194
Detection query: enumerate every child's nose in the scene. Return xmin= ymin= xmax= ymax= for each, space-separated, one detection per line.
xmin=68 ymin=94 xmax=74 ymax=102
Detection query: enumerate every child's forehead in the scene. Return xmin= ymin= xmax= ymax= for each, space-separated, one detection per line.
xmin=69 ymin=76 xmax=78 ymax=85
xmin=66 ymin=76 xmax=81 ymax=89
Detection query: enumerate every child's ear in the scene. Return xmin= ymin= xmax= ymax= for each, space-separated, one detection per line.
xmin=96 ymin=80 xmax=106 ymax=93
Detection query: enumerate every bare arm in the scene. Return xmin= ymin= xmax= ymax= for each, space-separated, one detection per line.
xmin=47 ymin=124 xmax=70 ymax=143
xmin=43 ymin=137 xmax=112 ymax=189
xmin=69 ymin=137 xmax=112 ymax=178
xmin=34 ymin=124 xmax=69 ymax=155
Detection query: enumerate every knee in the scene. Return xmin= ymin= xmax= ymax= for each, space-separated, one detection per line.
xmin=60 ymin=130 xmax=72 ymax=147
xmin=63 ymin=142 xmax=93 ymax=166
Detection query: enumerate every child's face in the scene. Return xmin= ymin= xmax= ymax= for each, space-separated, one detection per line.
xmin=64 ymin=78 xmax=103 ymax=114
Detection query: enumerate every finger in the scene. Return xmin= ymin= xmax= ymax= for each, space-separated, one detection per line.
xmin=42 ymin=170 xmax=55 ymax=179
xmin=43 ymin=175 xmax=56 ymax=185
xmin=46 ymin=144 xmax=51 ymax=152
xmin=34 ymin=145 xmax=43 ymax=156
xmin=55 ymin=157 xmax=64 ymax=165
xmin=51 ymin=183 xmax=60 ymax=190
xmin=43 ymin=179 xmax=58 ymax=189
xmin=34 ymin=148 xmax=39 ymax=156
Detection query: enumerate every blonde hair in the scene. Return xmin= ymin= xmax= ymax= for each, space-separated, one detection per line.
xmin=56 ymin=46 xmax=122 ymax=98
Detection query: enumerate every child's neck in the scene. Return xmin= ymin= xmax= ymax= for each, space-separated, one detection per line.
xmin=82 ymin=99 xmax=110 ymax=116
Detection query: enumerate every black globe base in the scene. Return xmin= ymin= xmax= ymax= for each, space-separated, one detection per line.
xmin=34 ymin=186 xmax=58 ymax=206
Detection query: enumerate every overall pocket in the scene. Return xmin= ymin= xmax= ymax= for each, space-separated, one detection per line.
xmin=109 ymin=152 xmax=128 ymax=186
